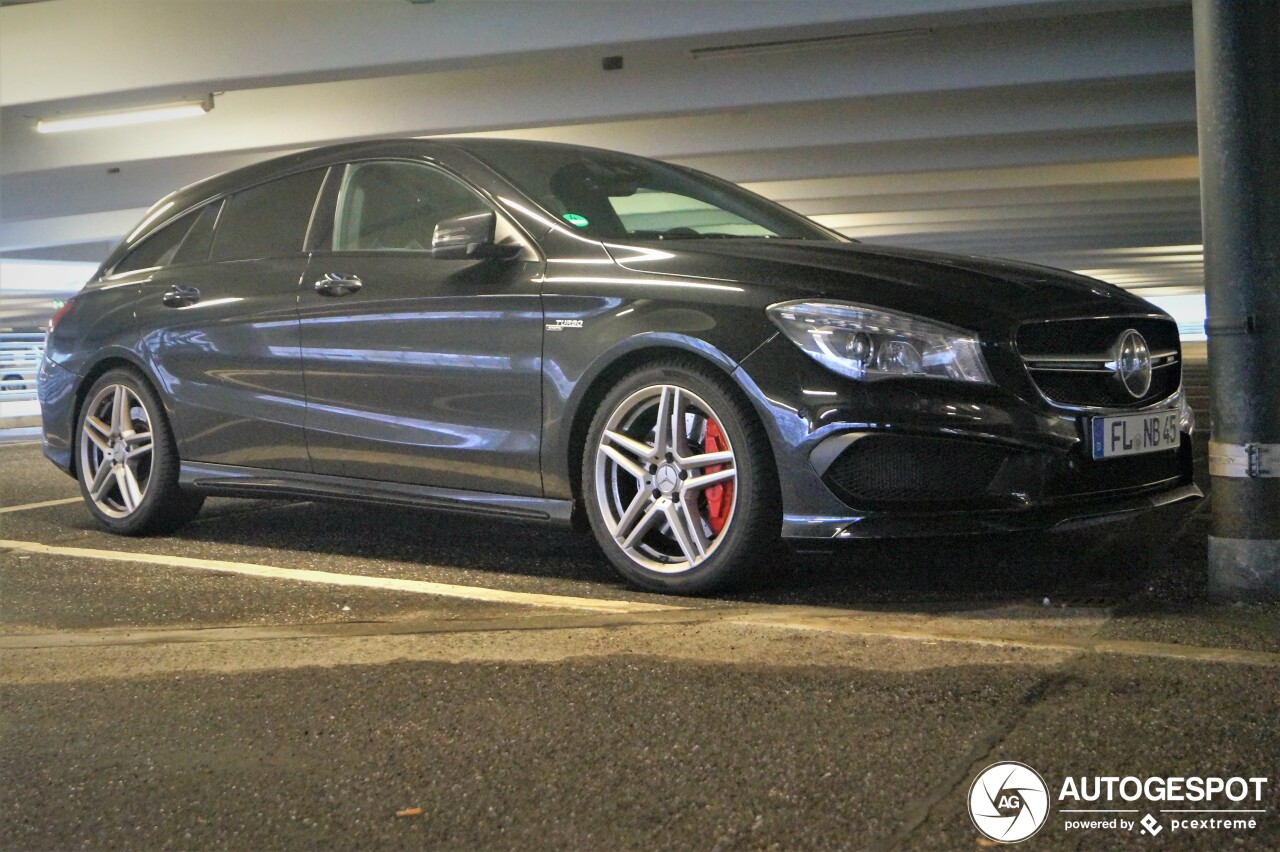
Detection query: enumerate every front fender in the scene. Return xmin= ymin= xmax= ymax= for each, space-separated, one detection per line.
xmin=540 ymin=295 xmax=773 ymax=500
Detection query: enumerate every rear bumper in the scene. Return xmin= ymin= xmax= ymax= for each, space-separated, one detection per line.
xmin=38 ymin=355 xmax=78 ymax=476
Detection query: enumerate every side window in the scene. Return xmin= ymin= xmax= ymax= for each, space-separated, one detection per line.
xmin=170 ymin=200 xmax=222 ymax=265
xmin=211 ymin=169 xmax=326 ymax=262
xmin=333 ymin=162 xmax=490 ymax=252
xmin=113 ymin=208 xmax=201 ymax=275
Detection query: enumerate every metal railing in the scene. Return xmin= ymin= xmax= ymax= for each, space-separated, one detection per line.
xmin=1 ymin=332 xmax=44 ymax=402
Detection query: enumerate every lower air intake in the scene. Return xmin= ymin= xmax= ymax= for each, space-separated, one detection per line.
xmin=822 ymin=434 xmax=1008 ymax=507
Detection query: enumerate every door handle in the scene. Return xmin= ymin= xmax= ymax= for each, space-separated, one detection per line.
xmin=314 ymin=272 xmax=363 ymax=296
xmin=161 ymin=285 xmax=201 ymax=308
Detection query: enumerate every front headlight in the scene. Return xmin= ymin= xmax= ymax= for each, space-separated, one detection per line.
xmin=767 ymin=300 xmax=993 ymax=384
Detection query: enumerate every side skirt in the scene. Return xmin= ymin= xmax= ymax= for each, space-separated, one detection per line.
xmin=179 ymin=462 xmax=574 ymax=525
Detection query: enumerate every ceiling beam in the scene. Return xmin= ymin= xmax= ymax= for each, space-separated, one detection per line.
xmin=1 ymin=6 xmax=1193 ymax=176
xmin=0 ymin=0 xmax=1183 ymax=108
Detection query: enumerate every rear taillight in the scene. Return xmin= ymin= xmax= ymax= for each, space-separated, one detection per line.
xmin=48 ymin=298 xmax=76 ymax=332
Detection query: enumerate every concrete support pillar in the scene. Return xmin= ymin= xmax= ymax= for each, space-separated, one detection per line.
xmin=1193 ymin=0 xmax=1280 ymax=600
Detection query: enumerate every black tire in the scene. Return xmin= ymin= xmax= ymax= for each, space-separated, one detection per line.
xmin=75 ymin=368 xmax=204 ymax=535
xmin=581 ymin=357 xmax=779 ymax=593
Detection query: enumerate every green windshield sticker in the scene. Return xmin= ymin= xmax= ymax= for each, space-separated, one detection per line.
xmin=563 ymin=213 xmax=589 ymax=228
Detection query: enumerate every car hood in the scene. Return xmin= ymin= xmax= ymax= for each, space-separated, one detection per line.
xmin=606 ymin=239 xmax=1159 ymax=333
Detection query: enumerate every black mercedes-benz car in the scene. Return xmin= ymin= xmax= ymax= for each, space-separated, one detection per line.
xmin=39 ymin=138 xmax=1199 ymax=592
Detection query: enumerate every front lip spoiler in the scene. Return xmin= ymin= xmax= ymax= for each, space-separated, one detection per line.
xmin=781 ymin=482 xmax=1203 ymax=540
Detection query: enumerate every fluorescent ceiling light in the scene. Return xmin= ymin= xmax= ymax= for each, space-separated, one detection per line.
xmin=36 ymin=95 xmax=214 ymax=134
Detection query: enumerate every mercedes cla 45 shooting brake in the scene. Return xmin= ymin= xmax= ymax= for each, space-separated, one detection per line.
xmin=39 ymin=138 xmax=1200 ymax=593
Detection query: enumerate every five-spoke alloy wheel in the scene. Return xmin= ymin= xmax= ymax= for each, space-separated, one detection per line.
xmin=76 ymin=369 xmax=203 ymax=534
xmin=583 ymin=360 xmax=777 ymax=592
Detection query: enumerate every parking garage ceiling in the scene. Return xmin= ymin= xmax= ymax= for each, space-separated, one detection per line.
xmin=0 ymin=0 xmax=1200 ymax=295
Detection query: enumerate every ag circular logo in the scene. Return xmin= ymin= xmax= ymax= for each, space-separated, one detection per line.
xmin=1114 ymin=329 xmax=1152 ymax=399
xmin=968 ymin=761 xmax=1050 ymax=843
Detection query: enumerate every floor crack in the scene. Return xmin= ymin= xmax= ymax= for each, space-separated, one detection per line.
xmin=868 ymin=666 xmax=1084 ymax=852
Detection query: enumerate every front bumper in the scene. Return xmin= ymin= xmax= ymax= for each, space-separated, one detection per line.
xmin=781 ymin=482 xmax=1202 ymax=539
xmin=734 ymin=334 xmax=1201 ymax=540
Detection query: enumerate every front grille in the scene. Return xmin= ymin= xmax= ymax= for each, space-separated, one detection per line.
xmin=1016 ymin=317 xmax=1181 ymax=408
xmin=823 ymin=435 xmax=1009 ymax=506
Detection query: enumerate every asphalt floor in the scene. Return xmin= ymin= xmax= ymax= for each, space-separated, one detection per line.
xmin=1 ymin=427 xmax=1277 ymax=850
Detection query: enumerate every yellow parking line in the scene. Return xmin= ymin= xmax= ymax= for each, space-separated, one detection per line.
xmin=0 ymin=538 xmax=680 ymax=614
xmin=0 ymin=497 xmax=81 ymax=514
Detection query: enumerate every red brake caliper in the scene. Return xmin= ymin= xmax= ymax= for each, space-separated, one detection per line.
xmin=702 ymin=421 xmax=733 ymax=536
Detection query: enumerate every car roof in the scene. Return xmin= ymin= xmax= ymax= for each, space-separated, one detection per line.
xmin=101 ymin=136 xmax=633 ymax=272
xmin=173 ymin=136 xmax=631 ymax=211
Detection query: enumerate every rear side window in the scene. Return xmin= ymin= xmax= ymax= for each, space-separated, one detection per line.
xmin=211 ymin=169 xmax=326 ymax=262
xmin=113 ymin=208 xmax=201 ymax=275
xmin=333 ymin=162 xmax=489 ymax=252
xmin=170 ymin=200 xmax=222 ymax=265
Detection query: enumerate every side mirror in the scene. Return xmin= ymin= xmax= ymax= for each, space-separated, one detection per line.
xmin=431 ymin=211 xmax=520 ymax=260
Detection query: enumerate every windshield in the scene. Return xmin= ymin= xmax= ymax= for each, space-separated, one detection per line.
xmin=461 ymin=141 xmax=841 ymax=242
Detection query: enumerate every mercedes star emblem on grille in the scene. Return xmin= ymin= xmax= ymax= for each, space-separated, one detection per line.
xmin=1113 ymin=329 xmax=1152 ymax=398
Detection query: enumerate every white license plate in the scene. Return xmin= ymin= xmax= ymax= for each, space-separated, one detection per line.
xmin=1091 ymin=409 xmax=1181 ymax=459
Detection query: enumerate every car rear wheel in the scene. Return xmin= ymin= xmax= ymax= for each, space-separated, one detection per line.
xmin=76 ymin=369 xmax=203 ymax=535
xmin=582 ymin=359 xmax=778 ymax=593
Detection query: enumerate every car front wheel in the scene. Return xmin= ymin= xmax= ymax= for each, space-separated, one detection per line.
xmin=582 ymin=359 xmax=778 ymax=593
